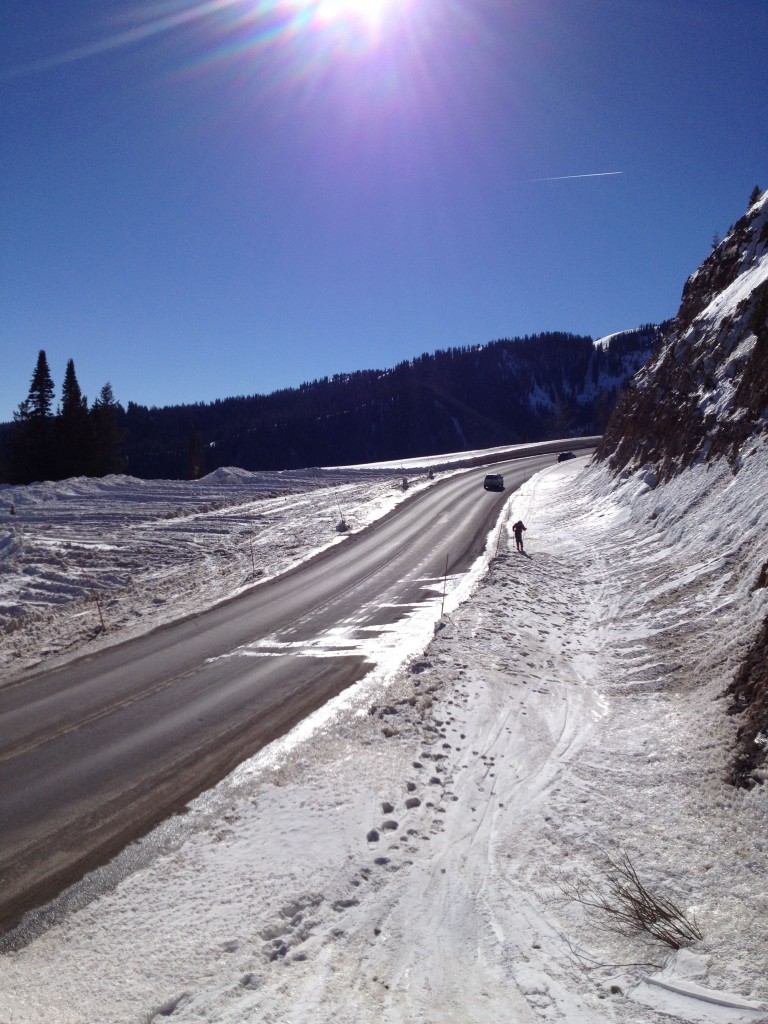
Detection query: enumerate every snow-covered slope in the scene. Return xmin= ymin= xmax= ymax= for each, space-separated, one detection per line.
xmin=585 ymin=325 xmax=664 ymax=403
xmin=1 ymin=448 xmax=767 ymax=1024
xmin=596 ymin=188 xmax=768 ymax=790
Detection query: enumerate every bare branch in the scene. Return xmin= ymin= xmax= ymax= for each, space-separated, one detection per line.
xmin=546 ymin=850 xmax=702 ymax=951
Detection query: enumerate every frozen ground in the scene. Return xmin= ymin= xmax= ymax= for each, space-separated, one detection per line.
xmin=1 ymin=443 xmax=767 ymax=1024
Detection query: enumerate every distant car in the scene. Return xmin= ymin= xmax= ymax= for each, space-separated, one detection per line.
xmin=557 ymin=451 xmax=576 ymax=462
xmin=483 ymin=473 xmax=504 ymax=491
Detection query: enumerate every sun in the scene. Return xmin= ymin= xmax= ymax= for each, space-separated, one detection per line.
xmin=313 ymin=0 xmax=402 ymax=25
xmin=298 ymin=0 xmax=411 ymax=44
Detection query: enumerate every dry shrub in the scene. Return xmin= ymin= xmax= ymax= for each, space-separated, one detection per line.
xmin=552 ymin=850 xmax=702 ymax=951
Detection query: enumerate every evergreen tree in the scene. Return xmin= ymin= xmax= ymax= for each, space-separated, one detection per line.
xmin=90 ymin=382 xmax=124 ymax=476
xmin=10 ymin=350 xmax=56 ymax=483
xmin=60 ymin=358 xmax=85 ymax=417
xmin=27 ymin=349 xmax=55 ymax=418
xmin=749 ymin=185 xmax=763 ymax=208
xmin=58 ymin=358 xmax=91 ymax=478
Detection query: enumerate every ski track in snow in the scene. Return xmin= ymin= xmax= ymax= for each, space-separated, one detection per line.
xmin=1 ymin=447 xmax=767 ymax=1024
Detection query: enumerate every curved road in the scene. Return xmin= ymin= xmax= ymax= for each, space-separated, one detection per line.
xmin=0 ymin=445 xmax=590 ymax=935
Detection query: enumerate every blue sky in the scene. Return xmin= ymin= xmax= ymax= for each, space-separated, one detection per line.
xmin=2 ymin=0 xmax=767 ymax=422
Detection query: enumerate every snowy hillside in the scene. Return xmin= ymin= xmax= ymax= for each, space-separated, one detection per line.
xmin=597 ymin=187 xmax=768 ymax=790
xmin=583 ymin=325 xmax=664 ymax=403
xmin=1 ymin=444 xmax=767 ymax=1023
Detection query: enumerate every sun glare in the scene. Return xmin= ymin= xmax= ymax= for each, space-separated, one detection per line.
xmin=314 ymin=0 xmax=399 ymax=26
xmin=293 ymin=0 xmax=412 ymax=47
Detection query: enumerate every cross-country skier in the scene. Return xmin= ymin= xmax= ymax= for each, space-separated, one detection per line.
xmin=512 ymin=519 xmax=527 ymax=552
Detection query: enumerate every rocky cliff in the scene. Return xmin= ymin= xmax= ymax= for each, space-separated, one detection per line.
xmin=597 ymin=190 xmax=768 ymax=477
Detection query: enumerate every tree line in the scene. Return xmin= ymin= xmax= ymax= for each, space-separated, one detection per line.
xmin=2 ymin=327 xmax=664 ymax=483
xmin=111 ymin=328 xmax=660 ymax=478
xmin=6 ymin=350 xmax=123 ymax=484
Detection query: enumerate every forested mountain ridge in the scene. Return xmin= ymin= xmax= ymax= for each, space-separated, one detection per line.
xmin=117 ymin=328 xmax=661 ymax=478
xmin=2 ymin=327 xmax=660 ymax=482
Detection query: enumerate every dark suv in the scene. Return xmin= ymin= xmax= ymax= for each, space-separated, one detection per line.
xmin=483 ymin=473 xmax=504 ymax=491
xmin=557 ymin=451 xmax=576 ymax=463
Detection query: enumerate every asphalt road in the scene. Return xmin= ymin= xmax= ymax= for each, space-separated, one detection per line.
xmin=0 ymin=444 xmax=592 ymax=936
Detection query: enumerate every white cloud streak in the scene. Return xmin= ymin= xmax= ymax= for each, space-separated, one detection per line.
xmin=523 ymin=171 xmax=624 ymax=183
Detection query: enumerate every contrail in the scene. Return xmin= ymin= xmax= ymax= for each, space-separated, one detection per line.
xmin=524 ymin=171 xmax=624 ymax=183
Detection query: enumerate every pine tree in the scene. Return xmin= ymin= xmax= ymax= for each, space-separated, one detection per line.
xmin=28 ymin=349 xmax=55 ymax=419
xmin=60 ymin=358 xmax=85 ymax=417
xmin=90 ymin=382 xmax=124 ymax=476
xmin=749 ymin=185 xmax=763 ymax=208
xmin=10 ymin=350 xmax=56 ymax=482
xmin=59 ymin=358 xmax=91 ymax=478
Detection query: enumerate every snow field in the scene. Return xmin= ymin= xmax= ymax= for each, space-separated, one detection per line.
xmin=0 ymin=467 xmax=428 ymax=675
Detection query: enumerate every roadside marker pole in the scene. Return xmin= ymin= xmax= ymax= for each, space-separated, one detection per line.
xmin=496 ymin=501 xmax=511 ymax=556
xmin=335 ymin=495 xmax=347 ymax=532
xmin=83 ymin=569 xmax=106 ymax=631
xmin=440 ymin=554 xmax=449 ymax=618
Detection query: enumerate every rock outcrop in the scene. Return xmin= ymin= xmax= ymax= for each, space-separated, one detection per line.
xmin=596 ymin=190 xmax=768 ymax=478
